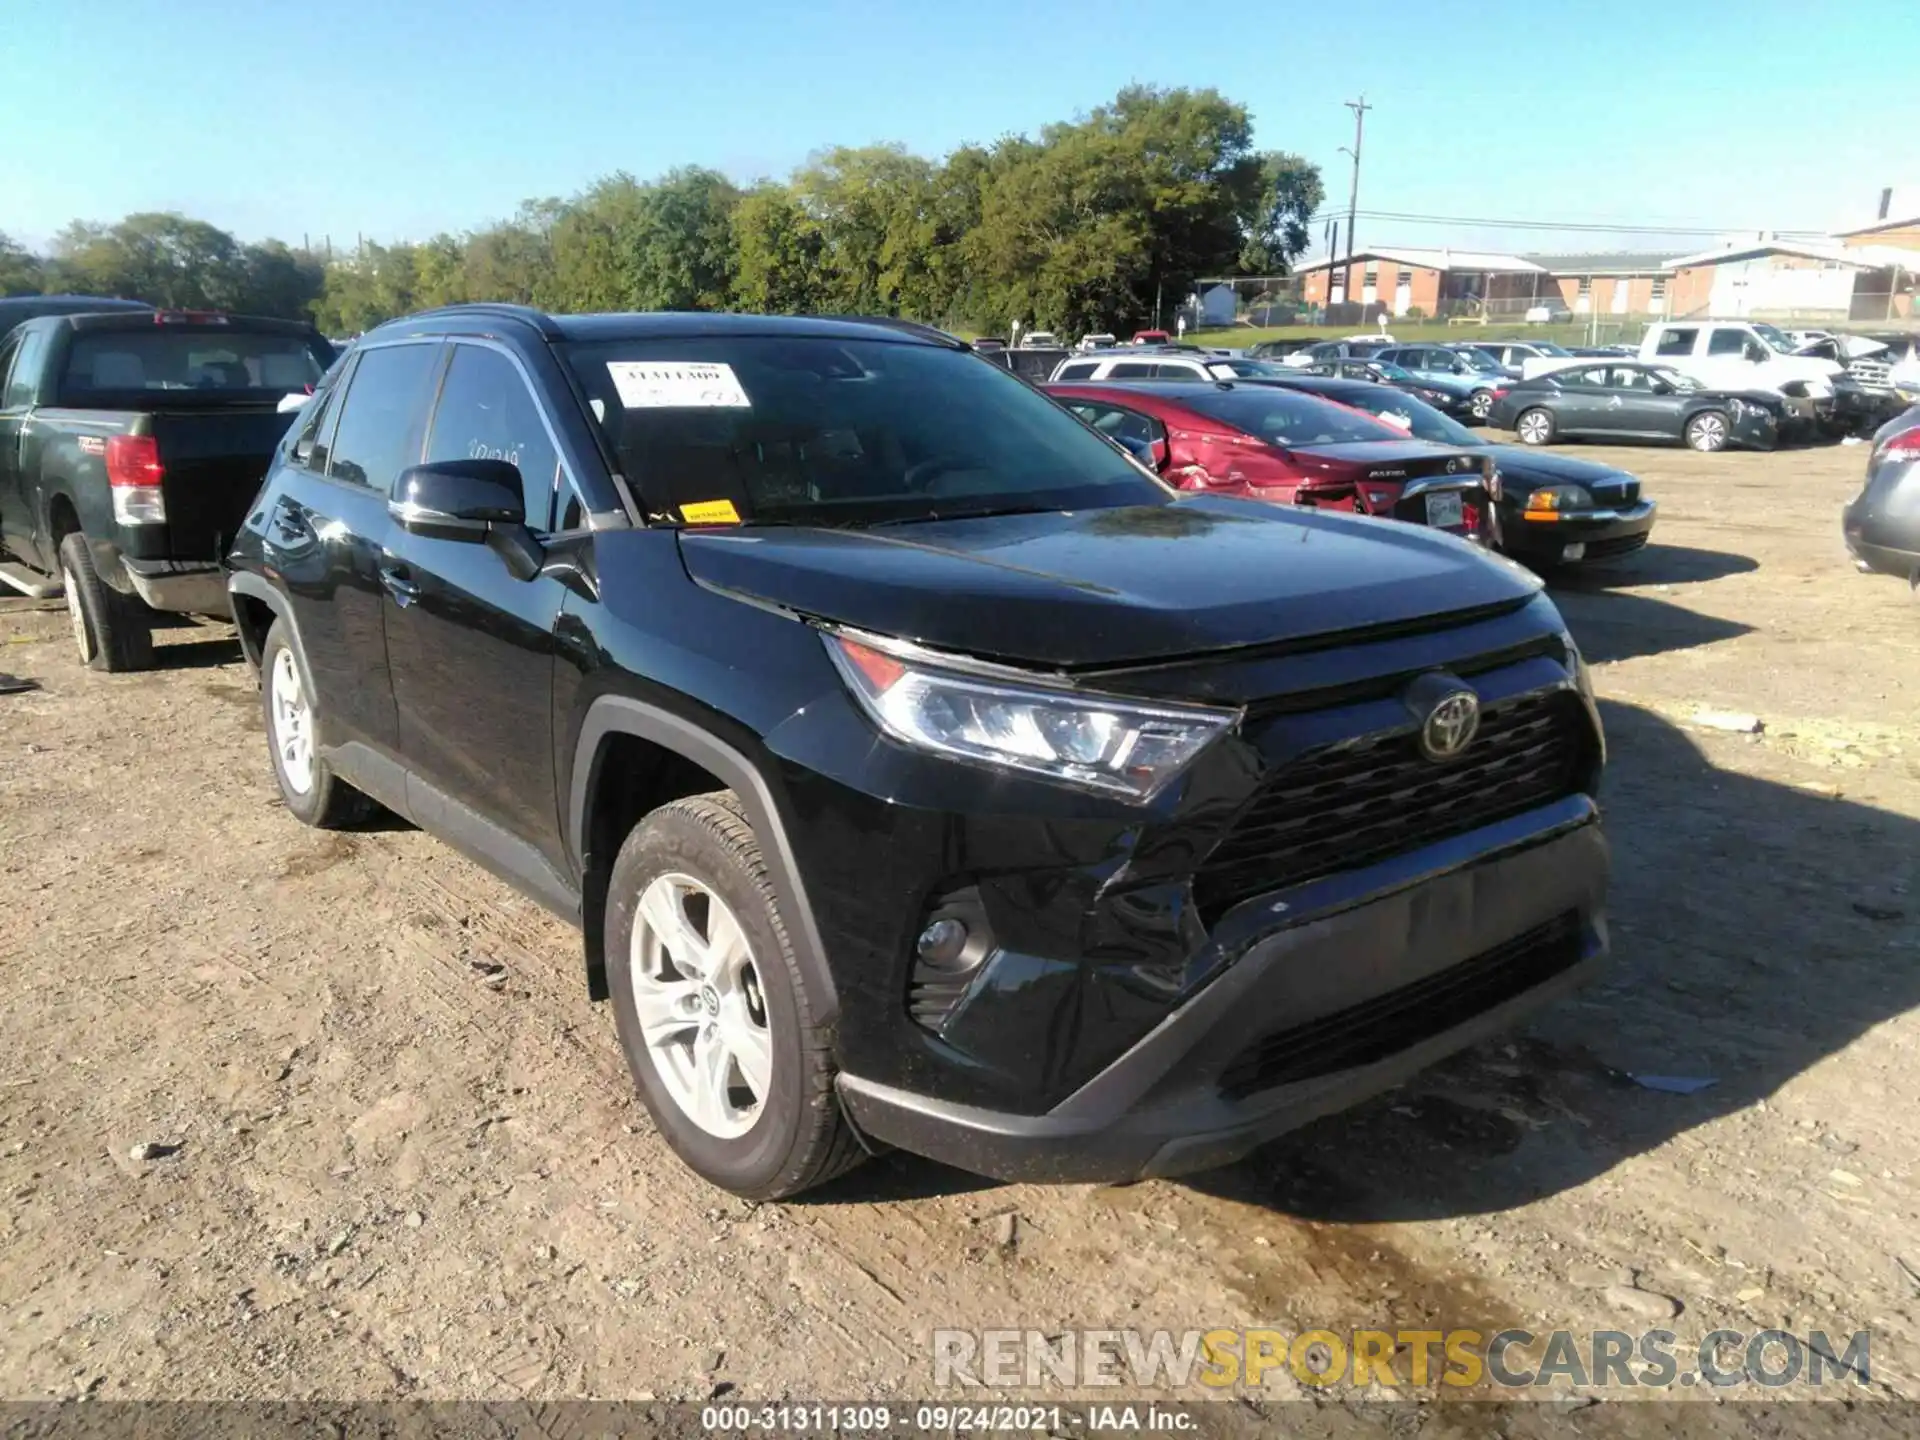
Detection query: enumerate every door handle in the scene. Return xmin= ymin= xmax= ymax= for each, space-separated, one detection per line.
xmin=379 ymin=562 xmax=422 ymax=607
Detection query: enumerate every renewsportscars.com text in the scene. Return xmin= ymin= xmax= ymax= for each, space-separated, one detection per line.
xmin=932 ymin=1327 xmax=1871 ymax=1391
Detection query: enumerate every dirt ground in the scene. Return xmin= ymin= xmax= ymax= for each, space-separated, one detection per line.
xmin=3 ymin=437 xmax=1919 ymax=1419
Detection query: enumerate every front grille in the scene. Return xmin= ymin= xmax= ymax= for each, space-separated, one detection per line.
xmin=1217 ymin=911 xmax=1583 ymax=1098
xmin=1584 ymin=531 xmax=1650 ymax=560
xmin=1588 ymin=479 xmax=1640 ymax=506
xmin=1193 ymin=689 xmax=1590 ymax=921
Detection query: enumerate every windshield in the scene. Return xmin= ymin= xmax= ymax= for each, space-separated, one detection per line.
xmin=1651 ymin=366 xmax=1701 ymax=392
xmin=1173 ymin=387 xmax=1402 ymax=446
xmin=1334 ymin=388 xmax=1482 ymax=446
xmin=1452 ymin=348 xmax=1502 ymax=373
xmin=1208 ymin=358 xmax=1291 ymax=378
xmin=57 ymin=327 xmax=328 ymax=405
xmin=1534 ymin=342 xmax=1572 ymax=357
xmin=1367 ymin=361 xmax=1417 ymax=382
xmin=563 ymin=335 xmax=1165 ymax=527
xmin=1751 ymin=323 xmax=1797 ymax=355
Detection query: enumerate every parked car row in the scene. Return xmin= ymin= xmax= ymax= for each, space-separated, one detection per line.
xmin=3 ymin=299 xmax=1617 ymax=1201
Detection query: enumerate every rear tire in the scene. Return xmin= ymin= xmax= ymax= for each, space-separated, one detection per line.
xmin=58 ymin=533 xmax=153 ymax=672
xmin=1685 ymin=410 xmax=1730 ymax=452
xmin=1470 ymin=389 xmax=1495 ymax=421
xmin=607 ymin=792 xmax=864 ymax=1199
xmin=260 ymin=618 xmax=373 ymax=828
xmin=1515 ymin=408 xmax=1556 ymax=446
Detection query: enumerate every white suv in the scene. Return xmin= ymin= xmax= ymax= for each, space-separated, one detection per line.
xmin=1048 ymin=350 xmax=1288 ymax=383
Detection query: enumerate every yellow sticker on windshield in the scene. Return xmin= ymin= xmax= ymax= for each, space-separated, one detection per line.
xmin=681 ymin=499 xmax=742 ymax=526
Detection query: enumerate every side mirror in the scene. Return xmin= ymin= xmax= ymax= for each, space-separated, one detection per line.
xmin=391 ymin=458 xmax=525 ymax=542
xmin=391 ymin=458 xmax=545 ymax=582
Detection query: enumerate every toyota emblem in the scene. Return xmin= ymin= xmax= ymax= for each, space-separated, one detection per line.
xmin=1403 ymin=672 xmax=1481 ymax=762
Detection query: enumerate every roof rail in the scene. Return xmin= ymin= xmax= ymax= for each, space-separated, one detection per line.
xmin=399 ymin=302 xmax=562 ymax=338
xmin=832 ymin=314 xmax=968 ymax=348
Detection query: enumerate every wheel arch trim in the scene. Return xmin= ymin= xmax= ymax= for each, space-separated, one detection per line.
xmin=568 ymin=695 xmax=840 ymax=1023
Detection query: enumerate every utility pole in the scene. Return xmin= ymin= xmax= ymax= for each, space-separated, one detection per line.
xmin=1339 ymin=96 xmax=1371 ymax=304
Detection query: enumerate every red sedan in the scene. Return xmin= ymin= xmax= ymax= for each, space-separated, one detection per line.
xmin=1046 ymin=381 xmax=1492 ymax=540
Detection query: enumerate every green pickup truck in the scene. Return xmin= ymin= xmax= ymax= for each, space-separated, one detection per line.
xmin=0 ymin=309 xmax=334 ymax=670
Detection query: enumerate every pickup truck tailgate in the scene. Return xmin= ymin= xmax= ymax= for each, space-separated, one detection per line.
xmin=148 ymin=408 xmax=294 ymax=560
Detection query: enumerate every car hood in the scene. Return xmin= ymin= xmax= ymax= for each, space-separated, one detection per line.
xmin=677 ymin=497 xmax=1540 ymax=669
xmin=1479 ymin=446 xmax=1632 ymax=486
xmin=1412 ymin=375 xmax=1478 ymax=396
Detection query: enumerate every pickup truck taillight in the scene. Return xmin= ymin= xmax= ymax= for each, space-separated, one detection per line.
xmin=106 ymin=434 xmax=167 ymax=525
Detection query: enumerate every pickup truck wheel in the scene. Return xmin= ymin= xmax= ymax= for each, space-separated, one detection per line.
xmin=1685 ymin=410 xmax=1730 ymax=452
xmin=260 ymin=619 xmax=373 ymax=828
xmin=1514 ymin=408 xmax=1556 ymax=446
xmin=57 ymin=533 xmax=152 ymax=672
xmin=607 ymin=793 xmax=864 ymax=1199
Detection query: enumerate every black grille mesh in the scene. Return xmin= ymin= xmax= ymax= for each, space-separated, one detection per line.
xmin=1193 ymin=689 xmax=1589 ymax=920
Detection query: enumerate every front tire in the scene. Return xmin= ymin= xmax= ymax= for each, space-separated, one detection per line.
xmin=1515 ymin=407 xmax=1556 ymax=446
xmin=607 ymin=792 xmax=863 ymax=1199
xmin=58 ymin=533 xmax=152 ymax=672
xmin=260 ymin=619 xmax=373 ymax=828
xmin=1685 ymin=410 xmax=1730 ymax=452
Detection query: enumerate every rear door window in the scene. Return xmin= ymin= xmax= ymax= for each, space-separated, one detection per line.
xmin=424 ymin=344 xmax=564 ymax=531
xmin=4 ymin=327 xmax=46 ymax=409
xmin=1707 ymin=329 xmax=1750 ymax=357
xmin=325 ymin=342 xmax=443 ymax=495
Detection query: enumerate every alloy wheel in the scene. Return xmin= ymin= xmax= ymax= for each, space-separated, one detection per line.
xmin=1689 ymin=414 xmax=1727 ymax=452
xmin=628 ymin=873 xmax=773 ymax=1140
xmin=1518 ymin=411 xmax=1551 ymax=444
xmin=270 ymin=647 xmax=315 ymax=795
xmin=1471 ymin=391 xmax=1493 ymax=420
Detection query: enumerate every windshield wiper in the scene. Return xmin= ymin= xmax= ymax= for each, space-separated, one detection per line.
xmin=867 ymin=504 xmax=1063 ymax=528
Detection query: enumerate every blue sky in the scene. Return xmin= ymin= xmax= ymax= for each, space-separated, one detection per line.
xmin=3 ymin=0 xmax=1915 ymax=258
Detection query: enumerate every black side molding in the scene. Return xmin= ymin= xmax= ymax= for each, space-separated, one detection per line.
xmin=568 ymin=696 xmax=840 ymax=1024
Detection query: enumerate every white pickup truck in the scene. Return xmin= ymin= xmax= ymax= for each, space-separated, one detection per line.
xmin=1634 ymin=321 xmax=1844 ymax=401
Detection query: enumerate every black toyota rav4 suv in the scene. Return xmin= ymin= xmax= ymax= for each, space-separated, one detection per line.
xmin=227 ymin=304 xmax=1610 ymax=1199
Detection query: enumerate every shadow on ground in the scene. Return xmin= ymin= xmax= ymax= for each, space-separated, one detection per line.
xmin=1549 ymin=584 xmax=1752 ymax=664
xmin=1547 ymin=543 xmax=1759 ymax=589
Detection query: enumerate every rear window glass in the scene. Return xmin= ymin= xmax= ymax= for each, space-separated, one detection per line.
xmin=563 ymin=335 xmax=1164 ymax=528
xmin=59 ymin=328 xmax=328 ymax=403
xmin=1173 ymin=387 xmax=1401 ymax=446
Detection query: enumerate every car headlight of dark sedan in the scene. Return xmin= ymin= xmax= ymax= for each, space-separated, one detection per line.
xmin=1522 ymin=484 xmax=1593 ymax=517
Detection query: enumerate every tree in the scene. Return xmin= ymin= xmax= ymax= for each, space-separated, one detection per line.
xmin=0 ymin=232 xmax=42 ymax=296
xmin=1240 ymin=152 xmax=1325 ymax=275
xmin=49 ymin=212 xmax=246 ymax=308
xmin=732 ymin=184 xmax=826 ymax=314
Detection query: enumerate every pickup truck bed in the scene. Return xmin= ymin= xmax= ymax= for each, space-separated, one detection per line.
xmin=0 ymin=309 xmax=331 ymax=669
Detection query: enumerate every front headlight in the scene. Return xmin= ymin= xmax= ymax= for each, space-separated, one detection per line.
xmin=824 ymin=631 xmax=1236 ymax=800
xmin=1524 ymin=484 xmax=1594 ymax=513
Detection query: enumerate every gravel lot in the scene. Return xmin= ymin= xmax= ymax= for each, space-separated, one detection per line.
xmin=2 ymin=436 xmax=1917 ymax=1418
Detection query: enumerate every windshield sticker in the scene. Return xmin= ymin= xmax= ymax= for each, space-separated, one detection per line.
xmin=1207 ymin=363 xmax=1237 ymax=379
xmin=680 ymin=498 xmax=742 ymax=526
xmin=607 ymin=361 xmax=751 ymax=410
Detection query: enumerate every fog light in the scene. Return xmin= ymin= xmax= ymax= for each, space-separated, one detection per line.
xmin=1561 ymin=542 xmax=1587 ymax=561
xmin=916 ymin=917 xmax=970 ymax=967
